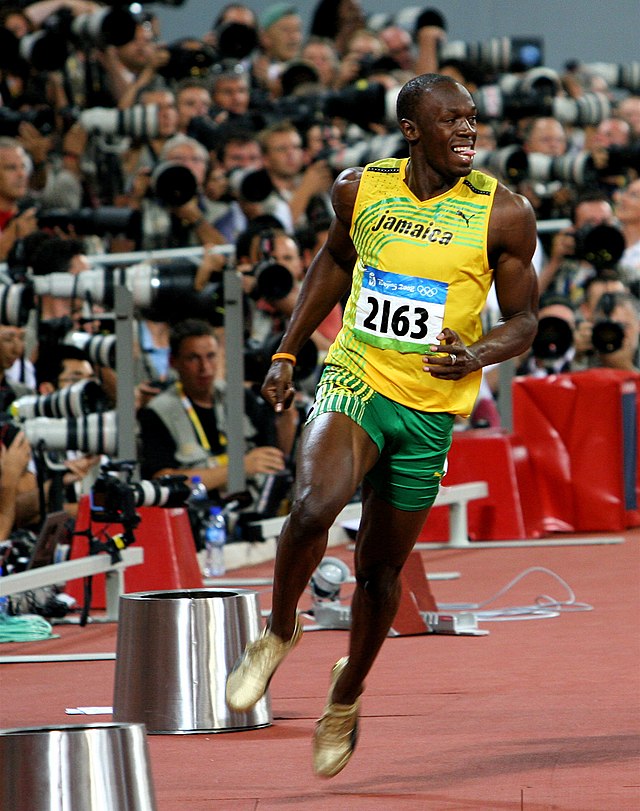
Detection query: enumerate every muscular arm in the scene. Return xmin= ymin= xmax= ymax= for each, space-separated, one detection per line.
xmin=474 ymin=185 xmax=539 ymax=363
xmin=425 ymin=184 xmax=539 ymax=378
xmin=261 ymin=168 xmax=360 ymax=409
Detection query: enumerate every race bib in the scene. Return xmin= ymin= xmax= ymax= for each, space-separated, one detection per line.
xmin=353 ymin=265 xmax=448 ymax=352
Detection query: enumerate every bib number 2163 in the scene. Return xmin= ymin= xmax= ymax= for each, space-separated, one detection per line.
xmin=354 ymin=266 xmax=448 ymax=352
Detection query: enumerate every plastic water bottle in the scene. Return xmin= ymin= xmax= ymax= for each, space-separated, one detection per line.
xmin=204 ymin=506 xmax=226 ymax=577
xmin=189 ymin=475 xmax=208 ymax=506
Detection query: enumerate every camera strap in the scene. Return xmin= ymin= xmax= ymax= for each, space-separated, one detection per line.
xmin=176 ymin=381 xmax=211 ymax=452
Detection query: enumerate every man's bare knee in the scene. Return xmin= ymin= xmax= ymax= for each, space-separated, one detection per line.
xmin=354 ymin=564 xmax=402 ymax=602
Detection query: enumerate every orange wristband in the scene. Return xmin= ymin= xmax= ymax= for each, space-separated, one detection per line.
xmin=271 ymin=352 xmax=297 ymax=364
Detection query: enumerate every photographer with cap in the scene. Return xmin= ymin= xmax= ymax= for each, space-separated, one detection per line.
xmin=252 ymin=4 xmax=303 ymax=96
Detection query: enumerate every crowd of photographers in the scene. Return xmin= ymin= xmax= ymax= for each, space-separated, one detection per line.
xmin=0 ymin=0 xmax=639 ymax=570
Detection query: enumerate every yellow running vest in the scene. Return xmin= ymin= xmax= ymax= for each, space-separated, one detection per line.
xmin=325 ymin=157 xmax=498 ymax=416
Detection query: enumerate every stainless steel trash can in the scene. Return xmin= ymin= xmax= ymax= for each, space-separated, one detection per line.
xmin=113 ymin=588 xmax=271 ymax=733
xmin=0 ymin=722 xmax=156 ymax=811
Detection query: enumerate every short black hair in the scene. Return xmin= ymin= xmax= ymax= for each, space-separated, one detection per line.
xmin=215 ymin=126 xmax=260 ymax=162
xmin=169 ymin=318 xmax=216 ymax=356
xmin=538 ymin=292 xmax=576 ymax=311
xmin=396 ymin=73 xmax=460 ymax=122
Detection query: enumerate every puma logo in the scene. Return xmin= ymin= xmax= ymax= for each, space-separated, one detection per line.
xmin=455 ymin=210 xmax=476 ymax=227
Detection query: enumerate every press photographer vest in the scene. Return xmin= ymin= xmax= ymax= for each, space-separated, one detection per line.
xmin=325 ymin=158 xmax=497 ymax=416
xmin=147 ymin=382 xmax=261 ymax=469
xmin=147 ymin=382 xmax=226 ymax=469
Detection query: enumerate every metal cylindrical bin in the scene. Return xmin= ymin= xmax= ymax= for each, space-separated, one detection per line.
xmin=0 ymin=722 xmax=156 ymax=811
xmin=113 ymin=588 xmax=271 ymax=733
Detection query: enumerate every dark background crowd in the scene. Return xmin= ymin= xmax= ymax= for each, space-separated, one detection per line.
xmin=0 ymin=1 xmax=639 ymax=568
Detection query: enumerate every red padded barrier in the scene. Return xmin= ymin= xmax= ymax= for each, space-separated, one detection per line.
xmin=418 ymin=429 xmax=545 ymax=541
xmin=511 ymin=376 xmax=577 ymax=532
xmin=513 ymin=369 xmax=640 ymax=532
xmin=66 ymin=496 xmax=203 ymax=609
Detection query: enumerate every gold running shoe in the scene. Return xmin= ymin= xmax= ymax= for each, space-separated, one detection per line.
xmin=313 ymin=657 xmax=361 ymax=778
xmin=225 ymin=615 xmax=303 ymax=712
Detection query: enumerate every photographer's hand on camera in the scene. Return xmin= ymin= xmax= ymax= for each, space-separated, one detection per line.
xmin=17 ymin=122 xmax=52 ymax=191
xmin=117 ymin=167 xmax=152 ymax=209
xmin=573 ymin=317 xmax=595 ymax=366
xmin=61 ymin=453 xmax=101 ymax=487
xmin=415 ymin=24 xmax=447 ymax=75
xmin=0 ymin=208 xmax=38 ymax=262
xmin=134 ymin=381 xmax=164 ymax=412
xmin=244 ymin=445 xmax=286 ymax=477
xmin=60 ymin=123 xmax=87 ymax=178
xmin=23 ymin=0 xmax=102 ymax=28
xmin=539 ymin=227 xmax=577 ymax=294
xmin=1 ymin=430 xmax=31 ymax=482
xmin=115 ymin=47 xmax=171 ymax=112
xmin=289 ymin=160 xmax=334 ymax=227
xmin=193 ymin=247 xmax=226 ymax=292
xmin=173 ymin=199 xmax=226 ymax=245
xmin=0 ymin=430 xmax=33 ymax=539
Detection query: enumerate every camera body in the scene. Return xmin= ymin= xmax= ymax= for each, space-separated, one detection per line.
xmin=572 ymin=223 xmax=626 ymax=271
xmin=90 ymin=462 xmax=191 ymax=525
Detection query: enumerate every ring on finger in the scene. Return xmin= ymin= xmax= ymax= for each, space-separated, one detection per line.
xmin=450 ymin=353 xmax=457 ymax=365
